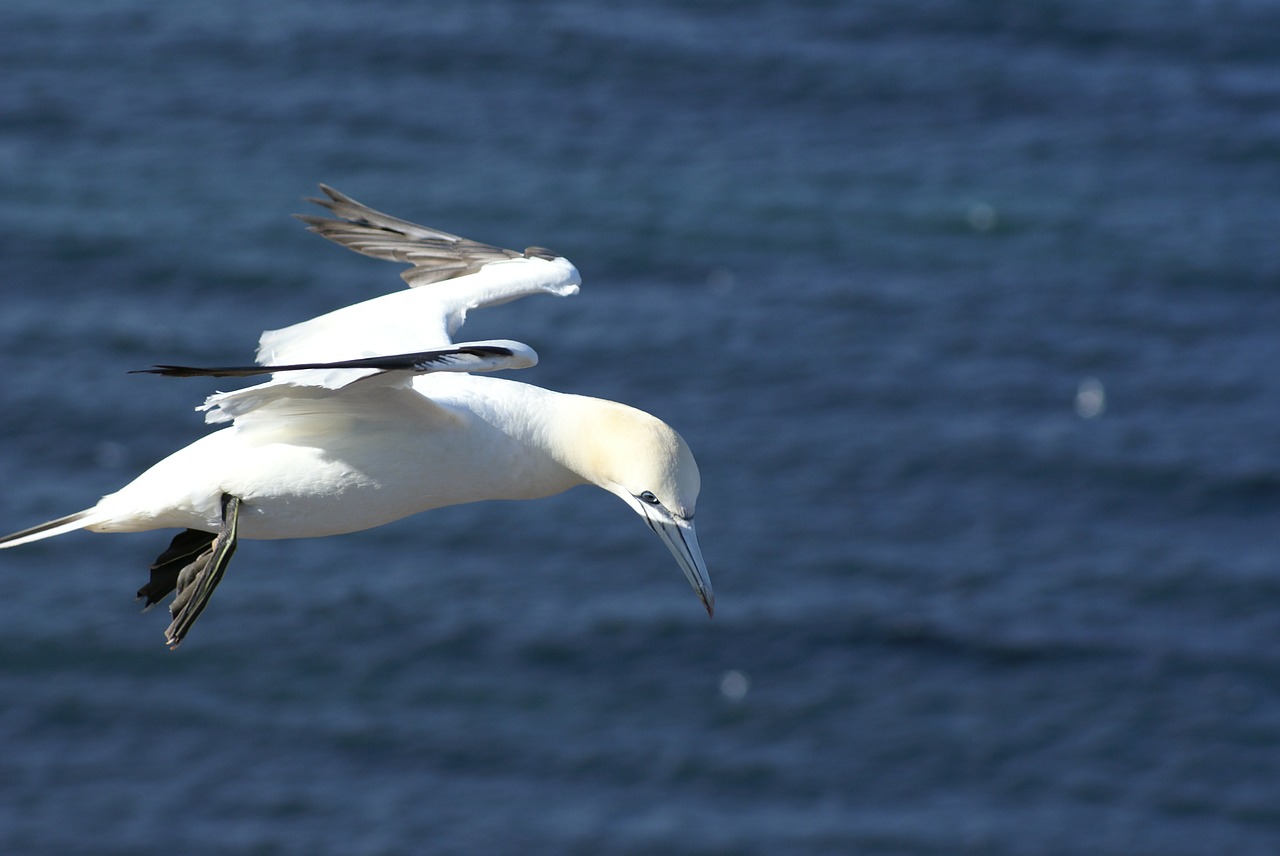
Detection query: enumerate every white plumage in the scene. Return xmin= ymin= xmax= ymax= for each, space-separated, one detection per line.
xmin=0 ymin=186 xmax=711 ymax=648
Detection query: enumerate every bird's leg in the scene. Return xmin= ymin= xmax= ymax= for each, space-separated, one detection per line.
xmin=164 ymin=493 xmax=241 ymax=650
xmin=138 ymin=528 xmax=217 ymax=609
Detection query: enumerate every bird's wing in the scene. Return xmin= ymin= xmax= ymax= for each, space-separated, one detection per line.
xmin=140 ymin=340 xmax=537 ymax=380
xmin=257 ymin=185 xmax=580 ymax=365
xmin=296 ymin=184 xmax=558 ymax=286
xmin=161 ymin=341 xmax=538 ymax=426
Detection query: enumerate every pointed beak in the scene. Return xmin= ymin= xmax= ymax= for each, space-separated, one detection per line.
xmin=648 ymin=515 xmax=714 ymax=617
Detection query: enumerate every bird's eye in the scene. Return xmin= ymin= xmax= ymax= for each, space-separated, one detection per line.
xmin=639 ymin=491 xmax=661 ymax=506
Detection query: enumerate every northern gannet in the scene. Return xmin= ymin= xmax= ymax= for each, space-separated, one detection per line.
xmin=0 ymin=186 xmax=711 ymax=648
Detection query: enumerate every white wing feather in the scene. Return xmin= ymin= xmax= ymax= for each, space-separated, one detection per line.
xmin=256 ymin=255 xmax=579 ymax=365
xmin=196 ymin=186 xmax=581 ymax=425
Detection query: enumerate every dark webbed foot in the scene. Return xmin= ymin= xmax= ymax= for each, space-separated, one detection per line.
xmin=139 ymin=528 xmax=216 ymax=608
xmin=155 ymin=494 xmax=241 ymax=650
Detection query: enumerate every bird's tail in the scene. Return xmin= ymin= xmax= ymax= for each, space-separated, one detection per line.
xmin=0 ymin=509 xmax=98 ymax=548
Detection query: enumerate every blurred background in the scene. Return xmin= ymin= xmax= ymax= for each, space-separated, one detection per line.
xmin=2 ymin=1 xmax=1279 ymax=854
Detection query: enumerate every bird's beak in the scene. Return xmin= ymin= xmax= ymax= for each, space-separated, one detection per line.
xmin=648 ymin=514 xmax=714 ymax=617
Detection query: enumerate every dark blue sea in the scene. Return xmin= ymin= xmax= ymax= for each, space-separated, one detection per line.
xmin=3 ymin=2 xmax=1280 ymax=853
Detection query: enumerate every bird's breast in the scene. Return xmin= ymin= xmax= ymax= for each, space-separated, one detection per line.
xmin=220 ymin=411 xmax=577 ymax=539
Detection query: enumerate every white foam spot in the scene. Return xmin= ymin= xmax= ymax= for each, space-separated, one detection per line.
xmin=1075 ymin=377 xmax=1106 ymax=418
xmin=966 ymin=202 xmax=998 ymax=232
xmin=719 ymin=669 xmax=750 ymax=702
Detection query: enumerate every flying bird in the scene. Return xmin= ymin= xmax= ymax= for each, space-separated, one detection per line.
xmin=0 ymin=185 xmax=711 ymax=648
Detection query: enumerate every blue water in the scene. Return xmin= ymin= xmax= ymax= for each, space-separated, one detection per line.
xmin=3 ymin=1 xmax=1280 ymax=853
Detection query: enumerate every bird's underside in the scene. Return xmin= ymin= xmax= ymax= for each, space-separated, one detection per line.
xmin=125 ymin=344 xmax=549 ymax=646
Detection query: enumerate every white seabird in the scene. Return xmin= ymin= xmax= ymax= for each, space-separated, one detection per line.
xmin=0 ymin=185 xmax=712 ymax=648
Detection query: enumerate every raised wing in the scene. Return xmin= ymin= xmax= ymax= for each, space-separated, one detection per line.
xmin=149 ymin=186 xmax=581 ymax=427
xmin=296 ymin=184 xmax=559 ymax=287
xmin=256 ymin=185 xmax=580 ymax=365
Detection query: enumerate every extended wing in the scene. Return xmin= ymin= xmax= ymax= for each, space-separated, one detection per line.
xmin=157 ymin=186 xmax=579 ymax=425
xmin=138 ymin=341 xmax=536 ymax=379
xmin=295 ymin=184 xmax=560 ymax=287
xmin=158 ymin=341 xmax=539 ymax=426
xmin=256 ymin=185 xmax=580 ymax=366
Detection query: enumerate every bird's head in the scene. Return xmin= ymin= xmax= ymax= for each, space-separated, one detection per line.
xmin=560 ymin=398 xmax=713 ymax=616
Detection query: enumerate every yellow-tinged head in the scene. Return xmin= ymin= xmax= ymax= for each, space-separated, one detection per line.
xmin=556 ymin=396 xmax=712 ymax=616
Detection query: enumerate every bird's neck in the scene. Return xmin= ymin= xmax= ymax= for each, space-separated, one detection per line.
xmin=447 ymin=379 xmax=598 ymax=499
xmin=539 ymin=393 xmax=656 ymax=496
xmin=446 ymin=377 xmax=652 ymax=499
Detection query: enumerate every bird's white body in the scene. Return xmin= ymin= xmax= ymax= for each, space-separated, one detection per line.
xmin=90 ymin=376 xmax=588 ymax=539
xmin=0 ymin=186 xmax=711 ymax=647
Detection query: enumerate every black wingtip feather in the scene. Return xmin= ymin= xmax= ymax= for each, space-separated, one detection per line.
xmin=130 ymin=365 xmax=271 ymax=378
xmin=130 ymin=344 xmax=521 ymax=380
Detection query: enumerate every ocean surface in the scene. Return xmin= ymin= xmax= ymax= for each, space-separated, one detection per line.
xmin=2 ymin=2 xmax=1280 ymax=853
